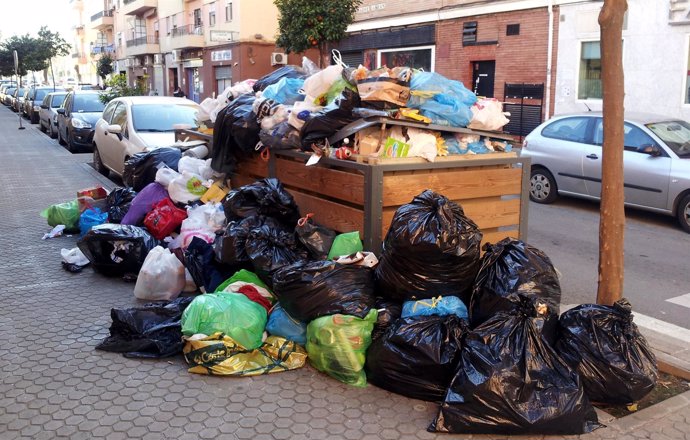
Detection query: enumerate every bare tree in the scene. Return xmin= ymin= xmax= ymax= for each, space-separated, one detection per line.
xmin=596 ymin=0 xmax=628 ymax=305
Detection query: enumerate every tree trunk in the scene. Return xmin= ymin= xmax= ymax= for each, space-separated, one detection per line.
xmin=596 ymin=0 xmax=627 ymax=305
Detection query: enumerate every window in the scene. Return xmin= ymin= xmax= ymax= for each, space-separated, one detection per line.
xmin=686 ymin=35 xmax=690 ymax=103
xmin=102 ymin=100 xmax=118 ymax=123
xmin=226 ymin=2 xmax=233 ymax=21
xmin=378 ymin=46 xmax=435 ymax=71
xmin=215 ymin=66 xmax=232 ymax=96
xmin=542 ymin=117 xmax=590 ymax=143
xmin=506 ymin=24 xmax=520 ymax=36
xmin=110 ymin=103 xmax=128 ymax=133
xmin=578 ymin=41 xmax=601 ymax=100
xmin=166 ymin=16 xmax=170 ymax=35
xmin=51 ymin=94 xmax=66 ymax=108
xmin=209 ymin=11 xmax=216 ymax=27
xmin=463 ymin=21 xmax=477 ymax=45
xmin=593 ymin=119 xmax=658 ymax=151
xmin=194 ymin=8 xmax=202 ymax=27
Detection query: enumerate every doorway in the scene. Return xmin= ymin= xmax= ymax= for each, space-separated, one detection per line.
xmin=472 ymin=61 xmax=495 ymax=98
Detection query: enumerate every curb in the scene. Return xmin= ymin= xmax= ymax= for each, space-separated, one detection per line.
xmin=604 ymin=389 xmax=690 ymax=433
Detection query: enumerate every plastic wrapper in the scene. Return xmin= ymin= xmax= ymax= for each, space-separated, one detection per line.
xmin=327 ymin=231 xmax=363 ymax=260
xmin=407 ymin=72 xmax=477 ymax=127
xmin=123 ymin=147 xmax=181 ymax=192
xmin=96 ymin=296 xmax=194 ymax=358
xmin=181 ymin=291 xmax=268 ymax=350
xmin=261 ymin=77 xmax=305 ymax=105
xmin=223 ymin=178 xmax=300 ymax=227
xmin=134 ymin=246 xmax=186 ymax=301
xmin=300 ymin=88 xmax=360 ymax=150
xmin=366 ymin=315 xmax=468 ymax=402
xmin=295 ymin=214 xmax=336 ymax=260
xmin=375 ymin=190 xmax=482 ymax=303
xmin=253 ymin=65 xmax=307 ymax=92
xmin=77 ymin=224 xmax=159 ymax=276
xmin=470 ymin=238 xmax=561 ymax=343
xmin=143 ymin=197 xmax=187 ymax=240
xmin=266 ymin=304 xmax=307 ymax=346
xmin=41 ymin=199 xmax=80 ymax=232
xmin=121 ymin=183 xmax=169 ymax=226
xmin=183 ymin=334 xmax=307 ymax=376
xmin=306 ymin=309 xmax=378 ymax=387
xmin=245 ymin=224 xmax=308 ymax=285
xmin=79 ymin=207 xmax=108 ymax=236
xmin=429 ymin=298 xmax=599 ymax=435
xmin=272 ymin=260 xmax=376 ymax=322
xmin=106 ymin=187 xmax=137 ymax=223
xmin=401 ymin=296 xmax=468 ymax=319
xmin=210 ymin=93 xmax=260 ymax=174
xmin=371 ymin=298 xmax=402 ymax=340
xmin=556 ymin=299 xmax=658 ymax=404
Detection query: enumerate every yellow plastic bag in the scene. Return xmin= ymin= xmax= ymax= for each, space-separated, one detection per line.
xmin=183 ymin=333 xmax=307 ymax=376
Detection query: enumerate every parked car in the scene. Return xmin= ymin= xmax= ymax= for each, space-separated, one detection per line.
xmin=2 ymin=87 xmax=17 ymax=106
xmin=521 ymin=112 xmax=690 ymax=233
xmin=11 ymin=87 xmax=26 ymax=112
xmin=78 ymin=84 xmax=101 ymax=91
xmin=0 ymin=85 xmax=12 ymax=102
xmin=38 ymin=91 xmax=68 ymax=138
xmin=93 ymin=96 xmax=200 ymax=176
xmin=25 ymin=86 xmax=65 ymax=124
xmin=56 ymin=90 xmax=105 ymax=153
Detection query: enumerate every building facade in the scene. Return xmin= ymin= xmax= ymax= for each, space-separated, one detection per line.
xmin=70 ymin=0 xmax=100 ymax=86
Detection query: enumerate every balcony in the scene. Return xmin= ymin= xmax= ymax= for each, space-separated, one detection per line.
xmin=170 ymin=24 xmax=204 ymax=50
xmin=125 ymin=35 xmax=160 ymax=57
xmin=90 ymin=10 xmax=114 ymax=30
xmin=122 ymin=0 xmax=157 ymax=16
xmin=91 ymin=44 xmax=116 ymax=56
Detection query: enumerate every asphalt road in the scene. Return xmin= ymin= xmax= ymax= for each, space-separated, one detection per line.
xmin=526 ymin=196 xmax=690 ymax=329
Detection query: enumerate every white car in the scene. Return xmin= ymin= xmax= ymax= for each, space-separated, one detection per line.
xmin=93 ymin=96 xmax=201 ymax=176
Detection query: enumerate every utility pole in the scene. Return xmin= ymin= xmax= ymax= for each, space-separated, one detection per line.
xmin=596 ymin=0 xmax=627 ymax=305
xmin=13 ymin=50 xmax=25 ymax=130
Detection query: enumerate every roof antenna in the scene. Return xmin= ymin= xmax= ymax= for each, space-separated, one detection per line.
xmin=583 ymin=102 xmax=592 ymax=112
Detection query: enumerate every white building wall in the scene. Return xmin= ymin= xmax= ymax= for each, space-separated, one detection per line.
xmin=555 ymin=0 xmax=690 ymax=121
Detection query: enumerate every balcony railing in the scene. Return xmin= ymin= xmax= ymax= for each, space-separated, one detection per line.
xmin=91 ymin=9 xmax=113 ymax=21
xmin=91 ymin=44 xmax=116 ymax=54
xmin=125 ymin=35 xmax=159 ymax=47
xmin=171 ymin=24 xmax=204 ymax=38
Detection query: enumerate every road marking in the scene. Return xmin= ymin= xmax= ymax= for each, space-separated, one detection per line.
xmin=666 ymin=293 xmax=690 ymax=309
xmin=562 ymin=304 xmax=690 ymax=343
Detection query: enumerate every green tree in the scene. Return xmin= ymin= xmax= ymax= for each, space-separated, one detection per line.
xmin=0 ymin=27 xmax=70 ymax=81
xmin=274 ymin=0 xmax=362 ymax=66
xmin=97 ymin=53 xmax=114 ymax=83
xmin=99 ymin=73 xmax=146 ymax=104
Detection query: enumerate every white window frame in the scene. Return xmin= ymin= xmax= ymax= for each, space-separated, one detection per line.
xmin=576 ymin=37 xmax=626 ymax=103
xmin=226 ymin=2 xmax=233 ymax=22
xmin=682 ymin=34 xmax=690 ymax=107
xmin=376 ymin=45 xmax=435 ymax=72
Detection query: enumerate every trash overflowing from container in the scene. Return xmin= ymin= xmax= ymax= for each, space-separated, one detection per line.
xmin=39 ymin=53 xmax=659 ymax=436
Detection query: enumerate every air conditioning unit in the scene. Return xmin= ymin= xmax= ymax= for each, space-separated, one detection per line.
xmin=171 ymin=49 xmax=182 ymax=62
xmin=143 ymin=55 xmax=153 ymax=65
xmin=153 ymin=53 xmax=163 ymax=65
xmin=271 ymin=52 xmax=287 ymax=66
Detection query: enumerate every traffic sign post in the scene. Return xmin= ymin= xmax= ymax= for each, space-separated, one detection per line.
xmin=14 ymin=50 xmax=25 ymax=130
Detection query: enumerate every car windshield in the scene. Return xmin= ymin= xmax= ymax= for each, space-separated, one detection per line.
xmin=16 ymin=88 xmax=25 ymax=96
xmin=51 ymin=94 xmax=67 ymax=108
xmin=646 ymin=120 xmax=690 ymax=158
xmin=73 ymin=94 xmax=105 ymax=113
xmin=35 ymin=89 xmax=55 ymax=101
xmin=131 ymin=103 xmax=199 ymax=132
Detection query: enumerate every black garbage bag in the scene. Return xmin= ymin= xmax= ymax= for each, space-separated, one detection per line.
xmin=223 ymin=178 xmax=300 ymax=227
xmin=185 ymin=237 xmax=239 ymax=293
xmin=96 ymin=296 xmax=194 ymax=358
xmin=245 ymin=224 xmax=308 ymax=286
xmin=429 ymin=297 xmax=599 ymax=435
xmin=253 ymin=65 xmax=307 ymax=92
xmin=371 ymin=297 xmax=402 ymax=341
xmin=295 ymin=214 xmax=336 ymax=260
xmin=272 ymin=260 xmax=376 ymax=321
xmin=259 ymin=121 xmax=301 ymax=151
xmin=300 ymin=88 xmax=361 ymax=150
xmin=366 ymin=315 xmax=468 ymax=402
xmin=469 ymin=238 xmax=561 ymax=344
xmin=211 ymin=93 xmax=260 ymax=174
xmin=77 ymin=224 xmax=159 ymax=276
xmin=123 ymin=147 xmax=181 ymax=192
xmin=214 ymin=216 xmax=285 ymax=265
xmin=375 ymin=190 xmax=482 ymax=304
xmin=556 ymin=298 xmax=658 ymax=404
xmin=106 ymin=187 xmax=137 ymax=223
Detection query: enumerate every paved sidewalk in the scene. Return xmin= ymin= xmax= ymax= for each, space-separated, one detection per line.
xmin=0 ymin=106 xmax=688 ymax=440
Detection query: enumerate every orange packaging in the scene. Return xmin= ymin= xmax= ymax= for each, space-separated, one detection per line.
xmin=77 ymin=186 xmax=107 ymax=200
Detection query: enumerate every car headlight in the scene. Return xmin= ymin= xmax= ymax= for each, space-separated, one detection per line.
xmin=71 ymin=118 xmax=91 ymax=129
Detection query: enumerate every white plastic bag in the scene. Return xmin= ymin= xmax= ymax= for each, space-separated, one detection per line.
xmin=261 ymin=105 xmax=290 ymax=131
xmin=288 ymin=100 xmax=323 ymax=130
xmin=302 ymin=65 xmax=343 ymax=103
xmin=468 ymin=98 xmax=510 ymax=131
xmin=173 ymin=203 xmax=226 ymax=249
xmin=61 ymin=247 xmax=89 ymax=266
xmin=155 ymin=165 xmax=181 ymax=189
xmin=177 ymin=156 xmax=214 ymax=180
xmin=168 ymin=171 xmax=208 ymax=204
xmin=133 ymin=246 xmax=185 ymax=301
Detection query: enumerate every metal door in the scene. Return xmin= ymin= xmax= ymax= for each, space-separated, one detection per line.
xmin=472 ymin=61 xmax=495 ymax=97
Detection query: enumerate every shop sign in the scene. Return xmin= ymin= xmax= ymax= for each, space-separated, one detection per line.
xmin=357 ymin=2 xmax=386 ymax=14
xmin=210 ymin=30 xmax=237 ymax=42
xmin=211 ymin=50 xmax=233 ymax=62
xmin=669 ymin=0 xmax=690 ymax=25
xmin=183 ymin=59 xmax=203 ymax=68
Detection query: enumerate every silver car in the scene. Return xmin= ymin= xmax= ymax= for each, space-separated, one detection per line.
xmin=38 ymin=92 xmax=68 ymax=138
xmin=521 ymin=112 xmax=690 ymax=233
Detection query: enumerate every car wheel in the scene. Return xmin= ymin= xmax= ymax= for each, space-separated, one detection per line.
xmin=57 ymin=127 xmax=66 ymax=146
xmin=677 ymin=194 xmax=690 ymax=234
xmin=67 ymin=132 xmax=77 ymax=153
xmin=48 ymin=123 xmax=56 ymax=139
xmin=39 ymin=120 xmax=46 ymax=133
xmin=530 ymin=167 xmax=558 ymax=204
xmin=31 ymin=113 xmax=38 ymax=124
xmin=93 ymin=146 xmax=109 ymax=176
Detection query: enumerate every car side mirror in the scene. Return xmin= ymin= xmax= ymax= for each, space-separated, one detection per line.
xmin=40 ymin=104 xmax=49 ymax=109
xmin=105 ymin=124 xmax=123 ymax=141
xmin=56 ymin=108 xmax=65 ymax=115
xmin=638 ymin=144 xmax=662 ymax=157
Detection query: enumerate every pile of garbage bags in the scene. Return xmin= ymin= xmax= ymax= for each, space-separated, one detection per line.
xmin=206 ymin=55 xmax=511 ymax=173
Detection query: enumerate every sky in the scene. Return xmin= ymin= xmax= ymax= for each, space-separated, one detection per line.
xmin=0 ymin=0 xmax=73 ymax=41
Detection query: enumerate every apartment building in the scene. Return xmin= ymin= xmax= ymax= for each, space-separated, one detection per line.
xmin=70 ymin=0 xmax=100 ymax=85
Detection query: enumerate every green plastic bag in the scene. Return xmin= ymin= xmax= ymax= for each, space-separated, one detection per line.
xmin=40 ymin=199 xmax=81 ymax=232
xmin=306 ymin=309 xmax=377 ymax=387
xmin=327 ymin=232 xmax=363 ymax=260
xmin=181 ymin=292 xmax=268 ymax=350
xmin=215 ymin=269 xmax=271 ymax=293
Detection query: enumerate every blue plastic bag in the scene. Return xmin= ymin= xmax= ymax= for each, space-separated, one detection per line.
xmin=79 ymin=208 xmax=108 ymax=236
xmin=407 ymin=72 xmax=477 ymax=127
xmin=266 ymin=304 xmax=307 ymax=346
xmin=401 ymin=296 xmax=468 ymax=319
xmin=261 ymin=77 xmax=305 ymax=105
